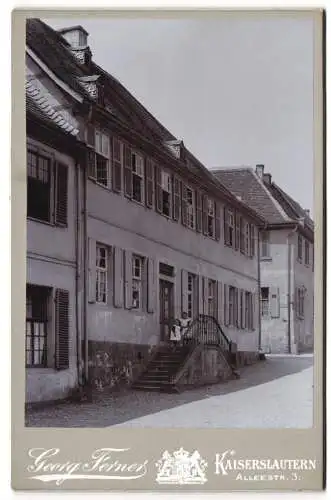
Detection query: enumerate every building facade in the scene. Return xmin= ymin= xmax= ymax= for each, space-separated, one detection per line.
xmin=25 ymin=19 xmax=265 ymax=403
xmin=213 ymin=165 xmax=314 ymax=354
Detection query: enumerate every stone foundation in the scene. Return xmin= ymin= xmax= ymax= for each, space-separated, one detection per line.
xmin=86 ymin=341 xmax=156 ymax=392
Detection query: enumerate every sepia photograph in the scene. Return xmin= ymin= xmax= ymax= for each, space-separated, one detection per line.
xmin=24 ymin=13 xmax=315 ymax=433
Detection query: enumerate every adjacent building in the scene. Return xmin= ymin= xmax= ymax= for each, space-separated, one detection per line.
xmin=213 ymin=165 xmax=314 ymax=354
xmin=25 ymin=19 xmax=266 ymax=403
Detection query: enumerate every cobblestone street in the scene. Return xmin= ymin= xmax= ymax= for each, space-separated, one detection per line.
xmin=25 ymin=354 xmax=314 ymax=429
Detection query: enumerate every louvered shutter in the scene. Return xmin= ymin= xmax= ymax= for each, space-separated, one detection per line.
xmin=252 ymin=292 xmax=258 ymax=330
xmin=147 ymin=258 xmax=156 ymax=313
xmin=217 ymin=281 xmax=222 ymax=324
xmin=155 ymin=165 xmax=162 ymax=213
xmin=113 ymin=247 xmax=124 ymax=308
xmin=87 ymin=150 xmax=96 ymax=179
xmin=196 ymin=191 xmax=202 ymax=233
xmin=124 ymin=250 xmax=132 ymax=309
xmin=250 ymin=224 xmax=255 ymax=257
xmin=181 ymin=270 xmax=189 ymax=314
xmin=203 ymin=277 xmax=209 ymax=315
xmin=235 ymin=212 xmax=240 ymax=250
xmin=242 ymin=290 xmax=246 ymax=329
xmin=181 ymin=184 xmax=188 ymax=226
xmin=88 ymin=238 xmax=96 ymax=303
xmin=86 ymin=124 xmax=95 ymax=147
xmin=224 ymin=207 xmax=229 ymax=245
xmin=145 ymin=158 xmax=154 ymax=208
xmin=215 ymin=201 xmax=221 ymax=241
xmin=173 ymin=176 xmax=181 ymax=221
xmin=124 ymin=145 xmax=132 ymax=198
xmin=223 ymin=284 xmax=229 ymax=326
xmin=270 ymin=286 xmax=280 ymax=318
xmin=235 ymin=288 xmax=240 ymax=327
xmin=202 ymin=195 xmax=208 ymax=235
xmin=55 ymin=162 xmax=68 ymax=227
xmin=55 ymin=288 xmax=69 ymax=370
xmin=112 ymin=137 xmax=122 ymax=193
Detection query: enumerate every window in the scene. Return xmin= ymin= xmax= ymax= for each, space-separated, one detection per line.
xmin=161 ymin=171 xmax=172 ymax=217
xmin=305 ymin=240 xmax=310 ymax=265
xmin=240 ymin=217 xmax=245 ymax=253
xmin=186 ymin=187 xmax=195 ymax=229
xmin=132 ymin=255 xmax=144 ymax=309
xmin=131 ymin=152 xmax=144 ymax=204
xmin=298 ymin=234 xmax=303 ymax=262
xmin=27 ymin=149 xmax=68 ymax=226
xmin=96 ymin=244 xmax=109 ymax=304
xmin=224 ymin=208 xmax=235 ymax=247
xmin=26 ymin=285 xmax=49 ymax=367
xmin=245 ymin=292 xmax=253 ymax=330
xmin=207 ymin=279 xmax=217 ymax=317
xmin=87 ymin=129 xmax=110 ymax=187
xmin=207 ymin=198 xmax=215 ymax=238
xmin=261 ymin=231 xmax=270 ymax=258
xmin=245 ymin=222 xmax=250 ymax=255
xmin=159 ymin=262 xmax=175 ymax=277
xmin=297 ymin=288 xmax=305 ymax=318
xmin=112 ymin=138 xmax=123 ymax=193
xmin=261 ymin=287 xmax=269 ymax=317
xmin=229 ymin=286 xmax=235 ymax=326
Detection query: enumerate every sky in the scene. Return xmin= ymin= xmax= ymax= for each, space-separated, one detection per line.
xmin=46 ymin=14 xmax=315 ymax=215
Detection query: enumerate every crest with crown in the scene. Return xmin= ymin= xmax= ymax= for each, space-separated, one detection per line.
xmin=155 ymin=447 xmax=208 ymax=485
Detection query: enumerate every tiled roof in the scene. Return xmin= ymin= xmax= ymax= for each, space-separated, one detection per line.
xmin=212 ymin=168 xmax=289 ymax=224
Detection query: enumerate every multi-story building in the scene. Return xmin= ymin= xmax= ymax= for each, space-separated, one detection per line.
xmin=213 ymin=165 xmax=314 ymax=354
xmin=25 ymin=19 xmax=265 ymax=403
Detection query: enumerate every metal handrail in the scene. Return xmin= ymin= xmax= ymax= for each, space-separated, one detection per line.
xmin=182 ymin=314 xmax=231 ymax=350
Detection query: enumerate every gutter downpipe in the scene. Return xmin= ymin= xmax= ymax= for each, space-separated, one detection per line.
xmin=83 ymin=153 xmax=89 ymax=386
xmin=258 ymin=221 xmax=268 ymax=351
xmin=287 ymin=225 xmax=298 ymax=354
xmin=75 ymin=159 xmax=83 ymax=387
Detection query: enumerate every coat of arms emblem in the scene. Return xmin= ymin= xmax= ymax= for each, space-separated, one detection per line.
xmin=155 ymin=447 xmax=208 ymax=485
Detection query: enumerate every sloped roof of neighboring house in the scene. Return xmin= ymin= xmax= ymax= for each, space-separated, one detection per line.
xmin=26 ymin=18 xmax=267 ymax=224
xmin=212 ymin=167 xmax=314 ymax=234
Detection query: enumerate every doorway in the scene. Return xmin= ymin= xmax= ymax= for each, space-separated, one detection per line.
xmin=159 ymin=279 xmax=174 ymax=342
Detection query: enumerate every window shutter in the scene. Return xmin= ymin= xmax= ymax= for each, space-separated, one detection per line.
xmin=224 ymin=207 xmax=229 ymax=245
xmin=235 ymin=212 xmax=240 ymax=250
xmin=124 ymin=145 xmax=132 ymax=198
xmin=155 ymin=165 xmax=162 ymax=213
xmin=113 ymin=247 xmax=124 ymax=308
xmin=55 ymin=288 xmax=69 ymax=370
xmin=215 ymin=202 xmax=221 ymax=241
xmin=88 ymin=238 xmax=96 ymax=303
xmin=86 ymin=124 xmax=95 ymax=147
xmin=55 ymin=162 xmax=68 ymax=227
xmin=181 ymin=270 xmax=189 ymax=314
xmin=145 ymin=158 xmax=154 ymax=208
xmin=240 ymin=218 xmax=245 ymax=253
xmin=235 ymin=288 xmax=240 ymax=327
xmin=112 ymin=137 xmax=122 ymax=193
xmin=147 ymin=258 xmax=156 ymax=313
xmin=252 ymin=292 xmax=258 ymax=330
xmin=203 ymin=277 xmax=209 ymax=315
xmin=223 ymin=284 xmax=229 ymax=326
xmin=181 ymin=184 xmax=188 ymax=226
xmin=202 ymin=195 xmax=208 ymax=235
xmin=199 ymin=276 xmax=204 ymax=315
xmin=87 ymin=150 xmax=96 ymax=179
xmin=217 ymin=281 xmax=222 ymax=324
xmin=242 ymin=290 xmax=246 ymax=329
xmin=124 ymin=250 xmax=132 ymax=309
xmin=270 ymin=286 xmax=280 ymax=318
xmin=173 ymin=176 xmax=181 ymax=221
xmin=250 ymin=224 xmax=255 ymax=257
xmin=196 ymin=191 xmax=202 ymax=233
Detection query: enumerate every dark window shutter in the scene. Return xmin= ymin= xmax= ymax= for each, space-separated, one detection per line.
xmin=202 ymin=195 xmax=208 ymax=235
xmin=145 ymin=158 xmax=154 ymax=208
xmin=113 ymin=247 xmax=124 ymax=308
xmin=55 ymin=162 xmax=68 ymax=227
xmin=87 ymin=150 xmax=96 ymax=179
xmin=181 ymin=184 xmax=188 ymax=226
xmin=224 ymin=207 xmax=229 ymax=245
xmin=250 ymin=224 xmax=255 ymax=257
xmin=124 ymin=250 xmax=133 ymax=309
xmin=240 ymin=217 xmax=245 ymax=253
xmin=235 ymin=212 xmax=240 ymax=250
xmin=55 ymin=289 xmax=69 ymax=370
xmin=155 ymin=165 xmax=162 ymax=213
xmin=196 ymin=191 xmax=202 ymax=233
xmin=147 ymin=258 xmax=156 ymax=313
xmin=173 ymin=176 xmax=181 ymax=221
xmin=215 ymin=201 xmax=221 ymax=241
xmin=124 ymin=145 xmax=132 ymax=198
xmin=86 ymin=124 xmax=95 ymax=147
xmin=112 ymin=137 xmax=122 ymax=193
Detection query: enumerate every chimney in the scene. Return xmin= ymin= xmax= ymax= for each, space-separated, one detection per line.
xmin=256 ymin=164 xmax=264 ymax=178
xmin=263 ymin=173 xmax=272 ymax=184
xmin=58 ymin=26 xmax=92 ymax=65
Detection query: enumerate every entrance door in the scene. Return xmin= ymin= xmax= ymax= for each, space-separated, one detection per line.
xmin=159 ymin=279 xmax=174 ymax=342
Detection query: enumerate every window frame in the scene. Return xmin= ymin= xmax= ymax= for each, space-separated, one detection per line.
xmin=96 ymin=244 xmax=110 ymax=305
xmin=297 ymin=234 xmax=303 ymax=262
xmin=305 ymin=240 xmax=310 ymax=266
xmin=261 ymin=287 xmax=269 ymax=318
xmin=25 ymin=285 xmax=50 ymax=368
xmin=87 ymin=128 xmax=111 ymax=188
xmin=131 ymin=150 xmax=145 ymax=205
xmin=207 ymin=198 xmax=215 ymax=238
xmin=132 ymin=255 xmax=145 ymax=310
xmin=160 ymin=170 xmax=172 ymax=218
xmin=185 ymin=186 xmax=196 ymax=230
xmin=260 ymin=231 xmax=271 ymax=259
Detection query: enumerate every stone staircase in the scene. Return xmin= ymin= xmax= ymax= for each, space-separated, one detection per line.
xmin=131 ymin=344 xmax=193 ymax=392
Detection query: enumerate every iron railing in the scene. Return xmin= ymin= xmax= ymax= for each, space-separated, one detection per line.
xmin=182 ymin=314 xmax=231 ymax=352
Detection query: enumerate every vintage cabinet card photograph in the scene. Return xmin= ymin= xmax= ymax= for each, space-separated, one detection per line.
xmin=11 ymin=7 xmax=325 ymax=493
